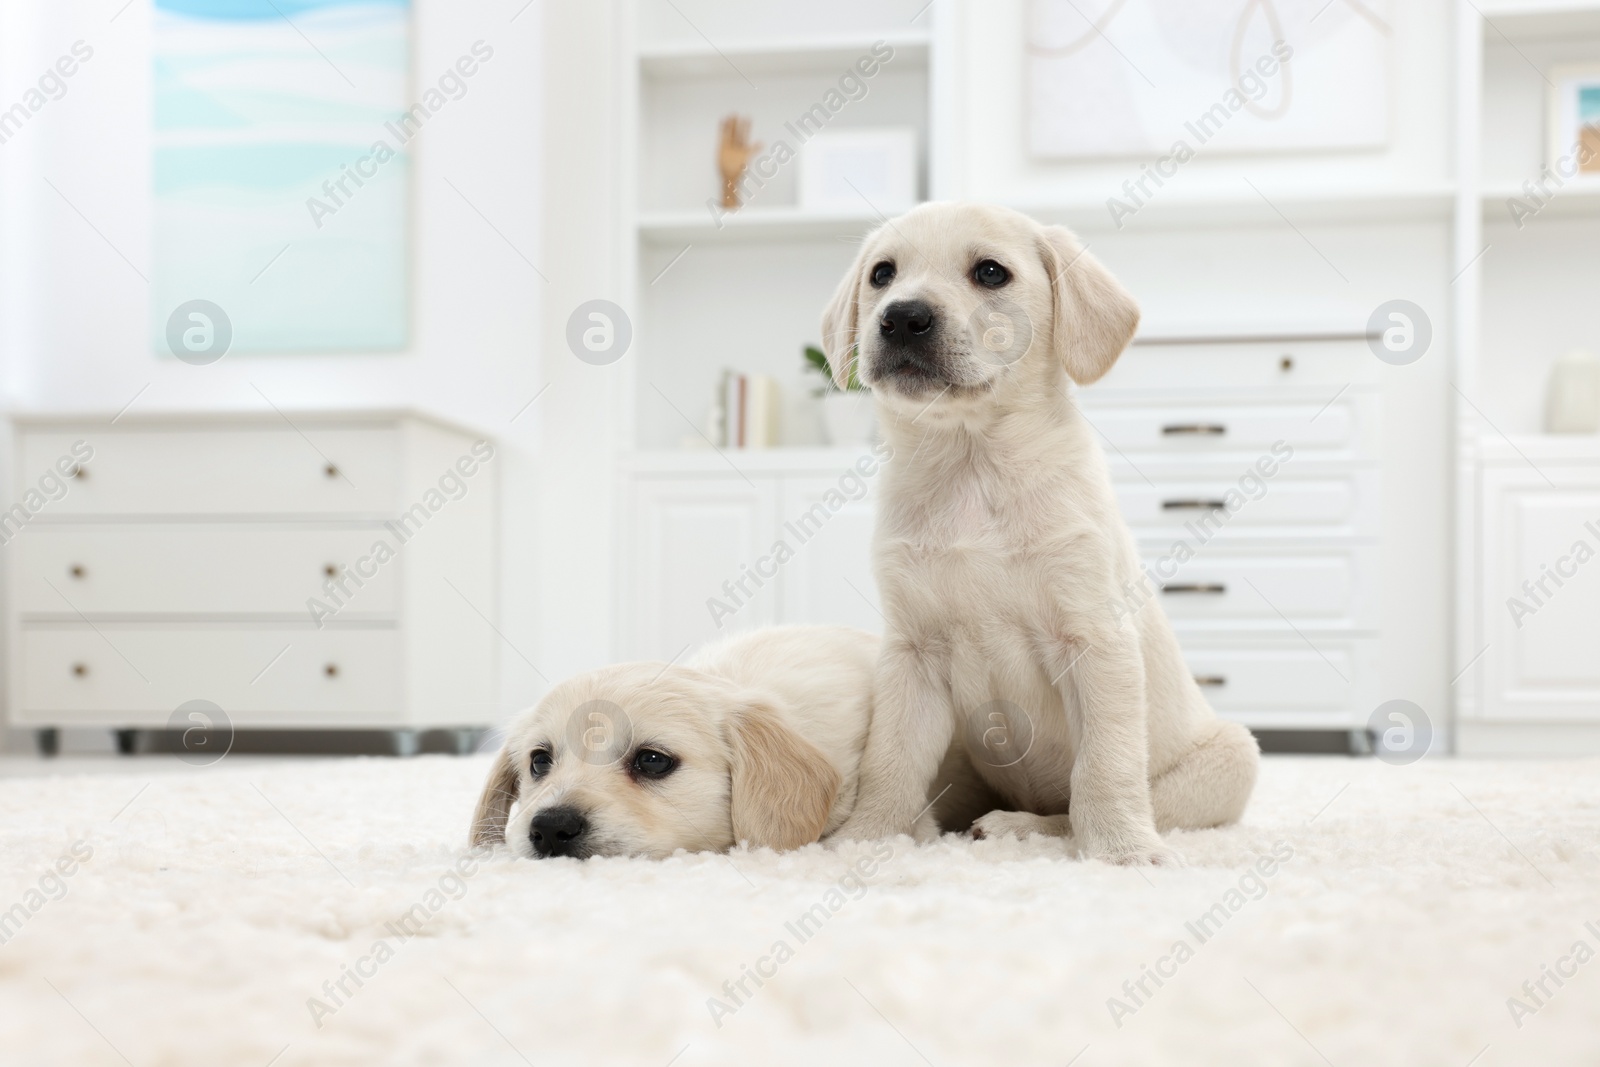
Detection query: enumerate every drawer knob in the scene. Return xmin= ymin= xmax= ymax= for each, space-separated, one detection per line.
xmin=324 ymin=663 xmax=339 ymax=678
xmin=324 ymin=464 xmax=339 ymax=479
xmin=324 ymin=564 xmax=338 ymax=578
xmin=69 ymin=465 xmax=88 ymax=480
xmin=1193 ymin=675 xmax=1227 ymax=688
xmin=1161 ymin=499 xmax=1228 ymax=511
xmin=1162 ymin=583 xmax=1227 ymax=595
xmin=71 ymin=663 xmax=89 ymax=678
xmin=1280 ymin=355 xmax=1294 ymax=371
xmin=68 ymin=564 xmax=86 ymax=579
xmin=1161 ymin=424 xmax=1227 ymax=436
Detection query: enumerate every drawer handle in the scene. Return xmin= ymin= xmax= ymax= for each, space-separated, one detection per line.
xmin=1280 ymin=355 xmax=1294 ymax=372
xmin=71 ymin=663 xmax=89 ymax=678
xmin=1161 ymin=499 xmax=1228 ymax=511
xmin=324 ymin=564 xmax=338 ymax=578
xmin=68 ymin=564 xmax=86 ymax=580
xmin=324 ymin=464 xmax=340 ymax=479
xmin=1161 ymin=424 xmax=1227 ymax=436
xmin=1162 ymin=583 xmax=1226 ymax=595
xmin=324 ymin=663 xmax=339 ymax=678
xmin=69 ymin=465 xmax=88 ymax=480
xmin=1193 ymin=675 xmax=1227 ymax=688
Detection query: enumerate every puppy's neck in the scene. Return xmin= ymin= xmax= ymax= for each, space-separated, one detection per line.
xmin=876 ymin=371 xmax=1085 ymax=466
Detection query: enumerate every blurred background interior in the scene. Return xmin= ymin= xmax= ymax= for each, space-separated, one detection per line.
xmin=0 ymin=0 xmax=1597 ymax=762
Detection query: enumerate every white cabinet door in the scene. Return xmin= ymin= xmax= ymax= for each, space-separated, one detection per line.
xmin=1480 ymin=465 xmax=1600 ymax=721
xmin=777 ymin=476 xmax=882 ymax=634
xmin=625 ymin=477 xmax=778 ymax=661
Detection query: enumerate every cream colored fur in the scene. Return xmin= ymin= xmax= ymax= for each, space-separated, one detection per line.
xmin=470 ymin=625 xmax=986 ymax=858
xmin=822 ymin=202 xmax=1260 ymax=865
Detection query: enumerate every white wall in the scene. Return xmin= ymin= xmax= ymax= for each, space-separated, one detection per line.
xmin=0 ymin=0 xmax=546 ymax=725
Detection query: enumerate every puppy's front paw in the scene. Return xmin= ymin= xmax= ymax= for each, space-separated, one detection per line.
xmin=1088 ymin=836 xmax=1184 ymax=867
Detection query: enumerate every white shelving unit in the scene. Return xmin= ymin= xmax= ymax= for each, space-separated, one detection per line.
xmin=622 ymin=2 xmax=944 ymax=454
xmin=1455 ymin=0 xmax=1600 ymax=752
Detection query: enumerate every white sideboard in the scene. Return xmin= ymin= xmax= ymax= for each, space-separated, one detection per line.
xmin=1462 ymin=436 xmax=1600 ymax=751
xmin=5 ymin=412 xmax=498 ymax=746
xmin=620 ymin=336 xmax=1383 ymax=734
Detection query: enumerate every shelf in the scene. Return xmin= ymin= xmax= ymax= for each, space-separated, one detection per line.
xmin=636 ymin=187 xmax=1457 ymax=245
xmin=1476 ymin=1 xmax=1600 ymax=41
xmin=1482 ymin=181 xmax=1600 ymax=222
xmin=638 ymin=32 xmax=929 ymax=80
xmin=1014 ymin=185 xmax=1457 ymax=233
xmin=1478 ymin=434 xmax=1600 ymax=463
xmin=621 ymin=447 xmax=880 ymax=474
xmin=636 ymin=205 xmax=891 ymax=244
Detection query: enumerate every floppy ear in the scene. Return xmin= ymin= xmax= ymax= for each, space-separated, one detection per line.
xmin=819 ymin=234 xmax=878 ymax=390
xmin=469 ymin=745 xmax=520 ymax=846
xmin=726 ymin=702 xmax=841 ymax=851
xmin=1038 ymin=224 xmax=1140 ymax=385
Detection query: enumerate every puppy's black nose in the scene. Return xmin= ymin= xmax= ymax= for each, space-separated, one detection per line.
xmin=880 ymin=299 xmax=936 ymax=344
xmin=529 ymin=806 xmax=589 ymax=858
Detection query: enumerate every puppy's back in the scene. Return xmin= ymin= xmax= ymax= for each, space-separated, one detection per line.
xmin=689 ymin=625 xmax=879 ymax=777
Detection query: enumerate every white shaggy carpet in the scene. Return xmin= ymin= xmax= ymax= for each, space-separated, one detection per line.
xmin=2 ymin=755 xmax=1598 ymax=1067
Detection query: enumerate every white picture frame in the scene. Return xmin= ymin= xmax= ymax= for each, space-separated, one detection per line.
xmin=1026 ymin=0 xmax=1392 ymax=159
xmin=1547 ymin=64 xmax=1600 ymax=182
xmin=797 ymin=128 xmax=917 ymax=214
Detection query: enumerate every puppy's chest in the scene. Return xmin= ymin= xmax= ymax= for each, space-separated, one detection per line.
xmin=882 ymin=481 xmax=1054 ymax=583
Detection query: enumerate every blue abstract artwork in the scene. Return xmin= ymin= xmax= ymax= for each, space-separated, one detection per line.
xmin=153 ymin=0 xmax=410 ymax=353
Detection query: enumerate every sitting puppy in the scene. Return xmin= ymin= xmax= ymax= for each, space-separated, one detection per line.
xmin=822 ymin=202 xmax=1260 ymax=864
xmin=469 ymin=625 xmax=989 ymax=859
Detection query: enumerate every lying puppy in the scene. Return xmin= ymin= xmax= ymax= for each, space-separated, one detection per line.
xmin=469 ymin=625 xmax=989 ymax=858
xmin=822 ymin=202 xmax=1260 ymax=865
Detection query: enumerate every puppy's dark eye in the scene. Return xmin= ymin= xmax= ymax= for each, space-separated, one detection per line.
xmin=631 ymin=748 xmax=677 ymax=780
xmin=973 ymin=260 xmax=1010 ymax=288
xmin=530 ymin=750 xmax=553 ymax=778
xmin=870 ymin=261 xmax=896 ymax=288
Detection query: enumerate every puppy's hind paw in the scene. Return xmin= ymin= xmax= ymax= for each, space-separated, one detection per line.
xmin=970 ymin=810 xmax=1073 ymax=842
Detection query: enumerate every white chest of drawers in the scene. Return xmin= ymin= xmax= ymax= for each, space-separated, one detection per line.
xmin=621 ymin=336 xmax=1383 ymax=736
xmin=1083 ymin=337 xmax=1382 ymax=732
xmin=4 ymin=412 xmax=498 ymax=738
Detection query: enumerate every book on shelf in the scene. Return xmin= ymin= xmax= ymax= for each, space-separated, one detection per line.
xmin=715 ymin=370 xmax=780 ymax=449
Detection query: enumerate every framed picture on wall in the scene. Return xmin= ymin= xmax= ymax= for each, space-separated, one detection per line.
xmin=152 ymin=0 xmax=413 ymax=355
xmin=1026 ymin=0 xmax=1392 ymax=158
xmin=1548 ymin=65 xmax=1600 ymax=181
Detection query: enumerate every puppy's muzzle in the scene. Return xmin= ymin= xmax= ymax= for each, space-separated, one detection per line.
xmin=876 ymin=299 xmax=944 ymax=383
xmin=529 ymin=806 xmax=590 ymax=858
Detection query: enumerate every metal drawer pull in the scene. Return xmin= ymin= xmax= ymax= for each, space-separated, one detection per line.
xmin=1162 ymin=583 xmax=1226 ymax=595
xmin=69 ymin=465 xmax=88 ymax=479
xmin=1161 ymin=424 xmax=1226 ymax=436
xmin=71 ymin=663 xmax=89 ymax=677
xmin=68 ymin=564 xmax=86 ymax=579
xmin=1193 ymin=675 xmax=1227 ymax=688
xmin=324 ymin=464 xmax=339 ymax=479
xmin=324 ymin=564 xmax=338 ymax=578
xmin=1161 ymin=499 xmax=1228 ymax=511
xmin=324 ymin=663 xmax=339 ymax=677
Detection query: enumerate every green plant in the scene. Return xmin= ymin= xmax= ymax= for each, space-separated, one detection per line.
xmin=803 ymin=344 xmax=864 ymax=393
